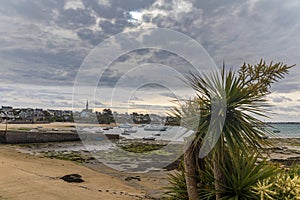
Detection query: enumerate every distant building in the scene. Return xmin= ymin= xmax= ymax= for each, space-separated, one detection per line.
xmin=1 ymin=106 xmax=13 ymax=112
xmin=80 ymin=100 xmax=93 ymax=118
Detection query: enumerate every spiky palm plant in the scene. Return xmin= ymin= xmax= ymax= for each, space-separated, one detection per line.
xmin=207 ymin=149 xmax=277 ymax=200
xmin=163 ymin=170 xmax=189 ymax=200
xmin=171 ymin=60 xmax=293 ymax=199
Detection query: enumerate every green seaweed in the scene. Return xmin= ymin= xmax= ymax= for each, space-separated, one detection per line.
xmin=119 ymin=143 xmax=166 ymax=153
xmin=43 ymin=151 xmax=94 ymax=163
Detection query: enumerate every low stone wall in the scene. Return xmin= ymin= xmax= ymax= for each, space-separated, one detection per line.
xmin=0 ymin=131 xmax=119 ymax=144
xmin=0 ymin=131 xmax=5 ymax=143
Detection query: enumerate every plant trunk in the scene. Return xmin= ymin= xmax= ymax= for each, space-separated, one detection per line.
xmin=214 ymin=140 xmax=225 ymax=200
xmin=184 ymin=144 xmax=199 ymax=200
xmin=214 ymin=159 xmax=224 ymax=199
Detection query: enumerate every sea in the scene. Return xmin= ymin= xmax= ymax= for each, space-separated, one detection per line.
xmin=267 ymin=123 xmax=300 ymax=138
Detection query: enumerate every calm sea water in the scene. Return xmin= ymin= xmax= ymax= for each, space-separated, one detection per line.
xmin=267 ymin=123 xmax=300 ymax=138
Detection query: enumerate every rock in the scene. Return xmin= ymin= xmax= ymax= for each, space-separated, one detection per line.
xmin=163 ymin=156 xmax=182 ymax=171
xmin=271 ymin=157 xmax=300 ymax=166
xmin=125 ymin=176 xmax=141 ymax=181
xmin=60 ymin=174 xmax=84 ymax=183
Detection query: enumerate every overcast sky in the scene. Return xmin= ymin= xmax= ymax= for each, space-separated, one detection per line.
xmin=0 ymin=0 xmax=299 ymax=121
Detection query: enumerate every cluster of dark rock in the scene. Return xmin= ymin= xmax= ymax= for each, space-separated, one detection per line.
xmin=60 ymin=174 xmax=84 ymax=183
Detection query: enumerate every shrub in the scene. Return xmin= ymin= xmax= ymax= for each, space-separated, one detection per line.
xmin=253 ymin=168 xmax=300 ymax=200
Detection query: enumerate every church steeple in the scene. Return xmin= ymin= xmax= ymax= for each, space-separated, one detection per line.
xmin=86 ymin=100 xmax=89 ymax=110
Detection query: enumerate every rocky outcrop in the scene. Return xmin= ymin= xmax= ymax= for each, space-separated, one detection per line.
xmin=60 ymin=174 xmax=84 ymax=183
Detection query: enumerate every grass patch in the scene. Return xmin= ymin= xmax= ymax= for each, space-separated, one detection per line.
xmin=120 ymin=143 xmax=166 ymax=153
xmin=12 ymin=127 xmax=32 ymax=131
xmin=43 ymin=151 xmax=94 ymax=163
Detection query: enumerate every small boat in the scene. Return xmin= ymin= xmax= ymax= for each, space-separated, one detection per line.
xmin=143 ymin=136 xmax=156 ymax=141
xmin=273 ymin=130 xmax=281 ymax=133
xmin=124 ymin=127 xmax=138 ymax=133
xmin=103 ymin=126 xmax=114 ymax=130
xmin=144 ymin=125 xmax=167 ymax=131
xmin=95 ymin=129 xmax=104 ymax=133
xmin=118 ymin=124 xmax=133 ymax=128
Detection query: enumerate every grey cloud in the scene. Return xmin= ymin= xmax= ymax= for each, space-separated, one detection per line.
xmin=56 ymin=8 xmax=96 ymax=29
xmin=0 ymin=87 xmax=15 ymax=93
xmin=146 ymin=0 xmax=300 ymax=72
xmin=94 ymin=100 xmax=106 ymax=107
xmin=159 ymin=92 xmax=177 ymax=99
xmin=130 ymin=96 xmax=144 ymax=101
xmin=77 ymin=17 xmax=136 ymax=45
xmin=1 ymin=48 xmax=84 ymax=67
xmin=83 ymin=0 xmax=156 ymax=20
xmin=82 ymin=0 xmax=123 ymax=19
xmin=114 ymin=54 xmax=131 ymax=62
xmin=271 ymin=96 xmax=292 ymax=103
xmin=92 ymin=48 xmax=199 ymax=88
xmin=129 ymin=103 xmax=171 ymax=110
xmin=0 ymin=0 xmax=64 ymax=21
xmin=77 ymin=28 xmax=106 ymax=45
xmin=99 ymin=20 xmax=124 ymax=35
xmin=111 ymin=0 xmax=156 ymax=10
xmin=269 ymin=105 xmax=300 ymax=112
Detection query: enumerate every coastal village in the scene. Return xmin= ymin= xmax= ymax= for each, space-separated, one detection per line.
xmin=0 ymin=105 xmax=73 ymax=123
xmin=0 ymin=101 xmax=180 ymax=125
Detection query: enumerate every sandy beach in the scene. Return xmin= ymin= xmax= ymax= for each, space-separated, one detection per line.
xmin=0 ymin=145 xmax=150 ymax=200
